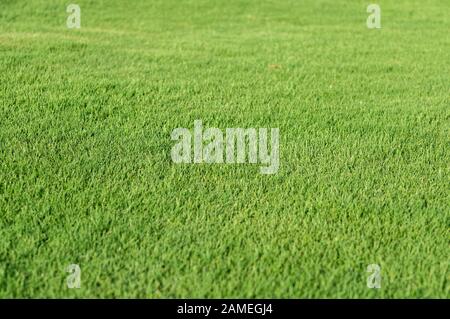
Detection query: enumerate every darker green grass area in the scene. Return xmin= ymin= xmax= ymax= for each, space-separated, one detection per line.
xmin=0 ymin=0 xmax=449 ymax=298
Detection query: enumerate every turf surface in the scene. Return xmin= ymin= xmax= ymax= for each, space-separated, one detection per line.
xmin=0 ymin=0 xmax=449 ymax=298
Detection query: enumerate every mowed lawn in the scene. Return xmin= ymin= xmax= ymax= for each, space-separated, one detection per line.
xmin=0 ymin=0 xmax=449 ymax=298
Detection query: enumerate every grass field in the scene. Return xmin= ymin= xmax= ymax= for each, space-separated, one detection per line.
xmin=0 ymin=0 xmax=449 ymax=298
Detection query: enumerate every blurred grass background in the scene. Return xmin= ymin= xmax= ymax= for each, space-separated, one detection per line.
xmin=0 ymin=0 xmax=448 ymax=297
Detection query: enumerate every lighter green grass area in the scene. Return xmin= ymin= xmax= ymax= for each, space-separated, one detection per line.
xmin=0 ymin=0 xmax=449 ymax=298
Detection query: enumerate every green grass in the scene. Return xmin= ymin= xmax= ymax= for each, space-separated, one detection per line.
xmin=0 ymin=0 xmax=449 ymax=298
